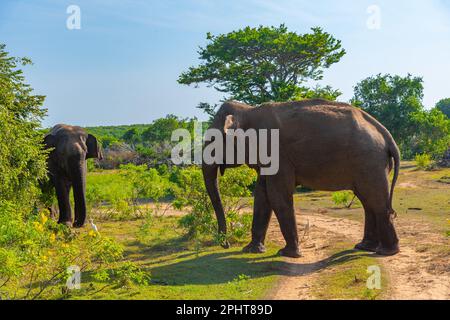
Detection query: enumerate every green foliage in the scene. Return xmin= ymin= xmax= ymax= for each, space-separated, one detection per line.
xmin=331 ymin=191 xmax=357 ymax=208
xmin=415 ymin=153 xmax=432 ymax=170
xmin=178 ymin=24 xmax=345 ymax=105
xmin=0 ymin=204 xmax=128 ymax=299
xmin=86 ymin=164 xmax=171 ymax=220
xmin=0 ymin=44 xmax=47 ymax=204
xmin=436 ymin=98 xmax=450 ymax=118
xmin=296 ymin=85 xmax=342 ymax=101
xmin=352 ymin=74 xmax=450 ymax=159
xmin=86 ymin=124 xmax=151 ymax=148
xmin=352 ymin=74 xmax=423 ymax=144
xmin=174 ymin=166 xmax=256 ymax=244
xmin=410 ymin=109 xmax=450 ymax=159
xmin=87 ymin=115 xmax=199 ymax=168
xmin=111 ymin=261 xmax=149 ymax=287
xmin=121 ymin=128 xmax=140 ymax=147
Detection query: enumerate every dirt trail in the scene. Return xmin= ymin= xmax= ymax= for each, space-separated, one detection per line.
xmin=270 ymin=210 xmax=450 ymax=300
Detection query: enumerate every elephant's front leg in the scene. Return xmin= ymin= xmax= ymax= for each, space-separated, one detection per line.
xmin=243 ymin=175 xmax=272 ymax=254
xmin=267 ymin=167 xmax=301 ymax=258
xmin=54 ymin=176 xmax=72 ymax=226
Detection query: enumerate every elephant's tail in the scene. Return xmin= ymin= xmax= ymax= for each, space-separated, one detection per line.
xmin=388 ymin=141 xmax=400 ymax=217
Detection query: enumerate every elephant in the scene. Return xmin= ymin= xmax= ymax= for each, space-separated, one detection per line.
xmin=43 ymin=124 xmax=102 ymax=227
xmin=202 ymin=99 xmax=400 ymax=258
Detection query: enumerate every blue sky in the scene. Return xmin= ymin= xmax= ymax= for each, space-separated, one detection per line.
xmin=1 ymin=0 xmax=449 ymax=127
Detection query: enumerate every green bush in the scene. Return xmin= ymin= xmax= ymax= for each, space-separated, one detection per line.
xmin=415 ymin=153 xmax=432 ymax=170
xmin=174 ymin=166 xmax=256 ymax=245
xmin=0 ymin=203 xmax=130 ymax=299
xmin=331 ymin=191 xmax=357 ymax=208
xmin=86 ymin=164 xmax=171 ymax=220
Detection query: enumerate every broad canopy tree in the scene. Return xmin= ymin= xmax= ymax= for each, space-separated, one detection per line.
xmin=352 ymin=74 xmax=450 ymax=159
xmin=178 ymin=24 xmax=345 ymax=106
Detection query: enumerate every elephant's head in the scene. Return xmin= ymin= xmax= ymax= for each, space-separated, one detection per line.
xmin=202 ymin=101 xmax=253 ymax=248
xmin=86 ymin=133 xmax=103 ymax=161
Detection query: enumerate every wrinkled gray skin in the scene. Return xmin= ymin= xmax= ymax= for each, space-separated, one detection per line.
xmin=203 ymin=99 xmax=400 ymax=258
xmin=44 ymin=124 xmax=102 ymax=227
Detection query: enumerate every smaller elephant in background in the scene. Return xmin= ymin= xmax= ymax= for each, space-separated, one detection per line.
xmin=43 ymin=124 xmax=102 ymax=227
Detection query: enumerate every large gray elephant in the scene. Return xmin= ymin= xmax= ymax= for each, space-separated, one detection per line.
xmin=202 ymin=99 xmax=400 ymax=258
xmin=44 ymin=124 xmax=102 ymax=227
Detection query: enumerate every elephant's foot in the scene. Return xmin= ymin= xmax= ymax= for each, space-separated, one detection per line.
xmin=376 ymin=244 xmax=399 ymax=256
xmin=354 ymin=240 xmax=379 ymax=252
xmin=73 ymin=220 xmax=85 ymax=228
xmin=278 ymin=246 xmax=301 ymax=258
xmin=242 ymin=242 xmax=266 ymax=254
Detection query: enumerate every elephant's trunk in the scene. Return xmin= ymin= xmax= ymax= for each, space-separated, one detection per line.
xmin=70 ymin=156 xmax=87 ymax=228
xmin=202 ymin=163 xmax=229 ymax=248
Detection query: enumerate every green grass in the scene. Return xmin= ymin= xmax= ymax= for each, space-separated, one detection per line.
xmin=64 ymin=216 xmax=283 ymax=300
xmin=32 ymin=161 xmax=448 ymax=299
xmin=311 ymin=240 xmax=386 ymax=300
xmin=87 ymin=170 xmax=133 ymax=200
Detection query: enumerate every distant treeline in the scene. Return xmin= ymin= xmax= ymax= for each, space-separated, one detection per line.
xmin=85 ymin=115 xmax=202 ymax=169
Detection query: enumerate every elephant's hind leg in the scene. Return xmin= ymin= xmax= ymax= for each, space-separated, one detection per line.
xmin=353 ymin=190 xmax=379 ymax=252
xmin=355 ymin=176 xmax=399 ymax=256
xmin=243 ymin=175 xmax=272 ymax=254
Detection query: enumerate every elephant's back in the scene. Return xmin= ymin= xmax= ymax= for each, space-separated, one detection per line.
xmin=49 ymin=124 xmax=87 ymax=137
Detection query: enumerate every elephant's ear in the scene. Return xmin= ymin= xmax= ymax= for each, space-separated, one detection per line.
xmin=86 ymin=134 xmax=102 ymax=159
xmin=43 ymin=134 xmax=56 ymax=148
xmin=223 ymin=115 xmax=237 ymax=134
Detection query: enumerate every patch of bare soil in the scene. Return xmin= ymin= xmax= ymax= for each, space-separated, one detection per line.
xmin=398 ymin=182 xmax=418 ymax=188
xmin=270 ymin=210 xmax=450 ymax=300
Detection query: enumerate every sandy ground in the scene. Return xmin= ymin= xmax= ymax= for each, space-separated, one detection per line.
xmin=269 ymin=210 xmax=450 ymax=300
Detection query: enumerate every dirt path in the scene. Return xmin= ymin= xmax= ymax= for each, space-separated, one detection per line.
xmin=270 ymin=210 xmax=450 ymax=300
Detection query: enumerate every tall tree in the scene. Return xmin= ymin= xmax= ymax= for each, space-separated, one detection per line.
xmin=352 ymin=73 xmax=450 ymax=159
xmin=352 ymin=74 xmax=423 ymax=144
xmin=178 ymin=24 xmax=345 ymax=105
xmin=0 ymin=44 xmax=47 ymax=204
xmin=436 ymin=98 xmax=450 ymax=118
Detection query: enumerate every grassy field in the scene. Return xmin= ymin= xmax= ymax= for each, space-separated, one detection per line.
xmin=62 ymin=216 xmax=284 ymax=300
xmin=7 ymin=161 xmax=446 ymax=300
xmin=81 ymin=161 xmax=448 ymax=300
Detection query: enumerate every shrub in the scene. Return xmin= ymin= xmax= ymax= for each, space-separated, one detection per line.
xmin=0 ymin=203 xmax=131 ymax=299
xmin=332 ymin=191 xmax=357 ymax=208
xmin=174 ymin=166 xmax=256 ymax=245
xmin=86 ymin=164 xmax=171 ymax=221
xmin=415 ymin=153 xmax=432 ymax=170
